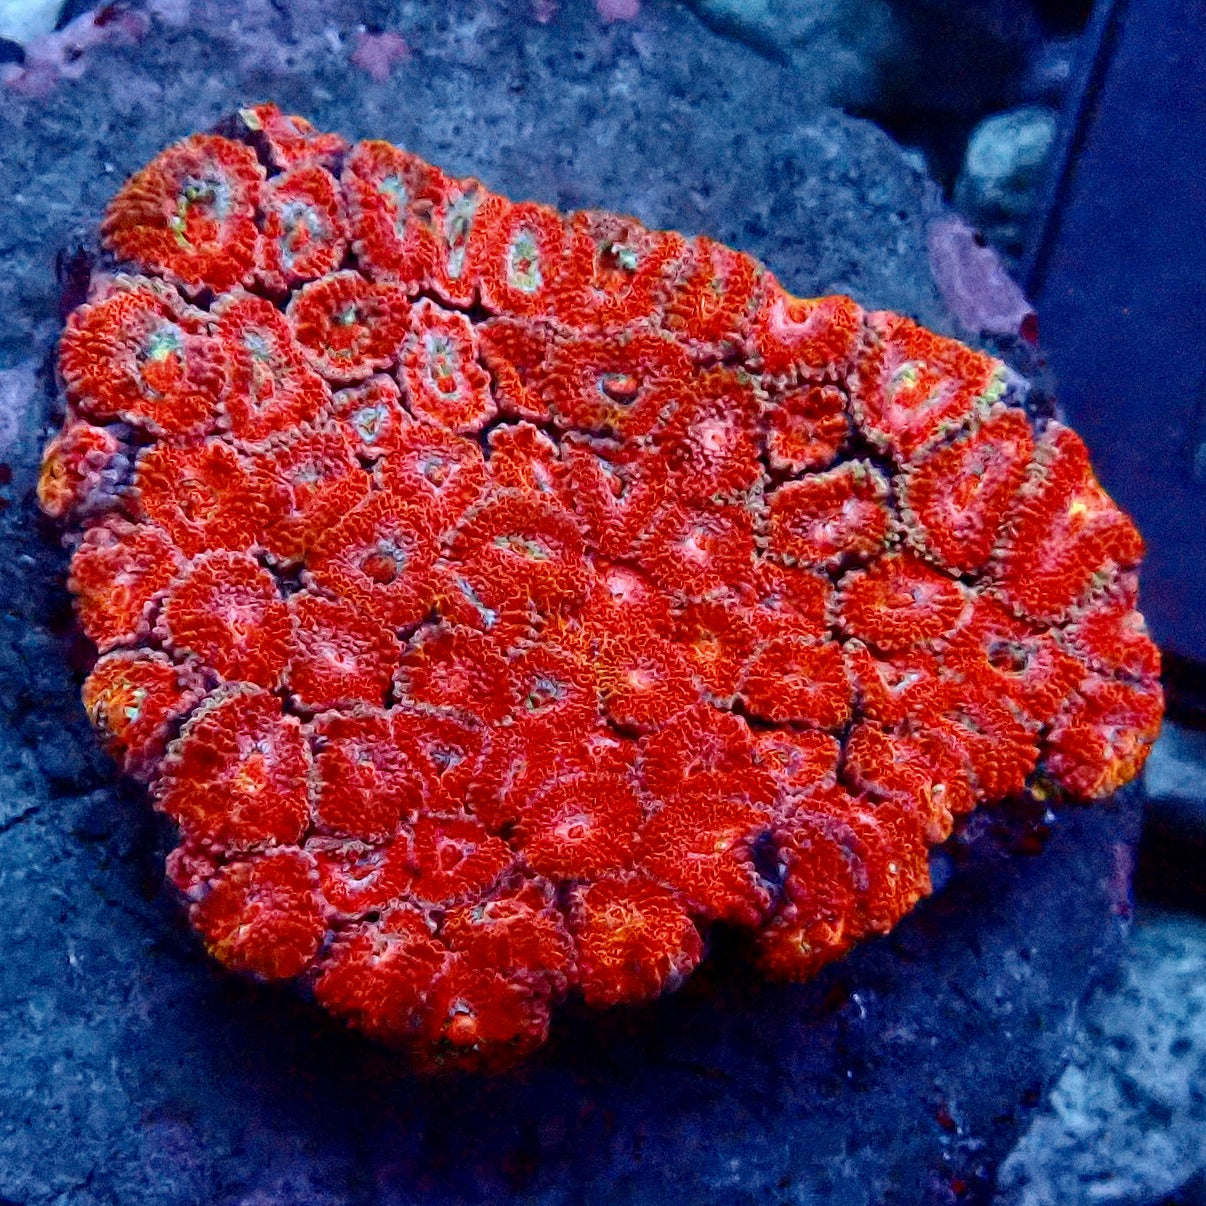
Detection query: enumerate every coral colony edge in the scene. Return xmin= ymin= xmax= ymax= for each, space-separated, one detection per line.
xmin=37 ymin=106 xmax=1163 ymax=1073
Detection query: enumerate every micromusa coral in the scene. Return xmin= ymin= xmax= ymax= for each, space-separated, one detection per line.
xmin=41 ymin=105 xmax=1164 ymax=1073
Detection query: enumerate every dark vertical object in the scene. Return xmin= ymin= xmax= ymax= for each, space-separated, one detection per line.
xmin=1027 ymin=0 xmax=1206 ymax=662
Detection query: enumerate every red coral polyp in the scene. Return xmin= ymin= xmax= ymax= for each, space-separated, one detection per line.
xmin=740 ymin=635 xmax=852 ymax=728
xmin=754 ymin=728 xmax=840 ymax=801
xmin=514 ymin=771 xmax=643 ymax=879
xmin=134 ymin=438 xmax=271 ymax=558
xmin=570 ymin=873 xmax=704 ymax=1007
xmin=638 ymin=789 xmax=773 ymax=926
xmin=553 ymin=212 xmax=688 ymax=332
xmin=486 ymin=421 xmax=562 ymax=496
xmin=311 ymin=709 xmax=425 ymax=842
xmin=399 ymin=300 xmax=496 ymax=433
xmin=638 ymin=499 xmax=756 ymax=599
xmin=378 ymin=423 xmax=488 ymax=532
xmin=506 ymin=641 xmax=599 ymax=733
xmin=476 ymin=318 xmax=552 ymax=422
xmin=395 ymin=623 xmax=512 ymax=723
xmin=252 ymin=427 xmax=369 ymax=564
xmin=102 ymin=134 xmax=265 ymax=295
xmin=674 ymin=599 xmax=758 ymax=700
xmin=637 ymin=702 xmax=760 ymax=798
xmin=408 ymin=814 xmax=514 ymax=907
xmin=158 ymin=550 xmax=292 ymax=688
xmin=561 ymin=438 xmax=673 ymax=560
xmin=37 ymin=421 xmax=125 ymax=524
xmin=233 ymin=103 xmax=347 ymax=172
xmin=189 ymin=848 xmax=327 ymax=981
xmin=341 ymin=140 xmax=446 ymax=291
xmin=1061 ymin=576 xmax=1161 ymax=683
xmin=443 ymin=888 xmax=576 ymax=997
xmin=427 ymin=177 xmax=495 ymax=309
xmin=211 ymin=290 xmax=331 ymax=444
xmin=899 ymin=407 xmax=1034 ymax=574
xmin=156 ymin=684 xmax=311 ymax=854
xmin=421 ymin=958 xmax=552 ymax=1071
xmin=312 ymin=909 xmax=448 ymax=1044
xmin=82 ymin=650 xmax=204 ymax=781
xmin=990 ymin=423 xmax=1145 ymax=623
xmin=543 ymin=330 xmax=691 ymax=437
xmin=836 ymin=553 xmax=968 ymax=654
xmin=475 ymin=199 xmax=567 ymax=318
xmin=763 ymin=381 xmax=851 ymax=475
xmin=327 ymin=375 xmax=413 ymax=461
xmin=663 ymin=235 xmax=761 ymax=352
xmin=767 ymin=461 xmax=890 ymax=570
xmin=308 ymin=491 xmax=441 ymax=629
xmin=655 ymin=368 xmax=763 ymax=502
xmin=1043 ymin=674 xmax=1163 ymax=799
xmin=287 ymin=590 xmax=399 ymax=712
xmin=288 ymin=271 xmax=410 ymax=383
xmin=256 ymin=165 xmax=348 ymax=293
xmin=596 ymin=634 xmax=697 ymax=732
xmin=311 ymin=838 xmax=416 ymax=918
xmin=851 ymin=312 xmax=1005 ymax=463
xmin=750 ymin=281 xmax=862 ymax=382
xmin=45 ymin=113 xmax=1163 ymax=1071
xmin=69 ymin=520 xmax=182 ymax=651
xmin=59 ymin=282 xmax=229 ymax=438
xmin=449 ymin=492 xmax=588 ymax=616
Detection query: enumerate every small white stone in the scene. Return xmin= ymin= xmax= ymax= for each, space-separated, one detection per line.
xmin=0 ymin=0 xmax=66 ymax=47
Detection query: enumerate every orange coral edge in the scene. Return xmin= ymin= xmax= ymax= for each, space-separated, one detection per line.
xmin=40 ymin=102 xmax=1163 ymax=1074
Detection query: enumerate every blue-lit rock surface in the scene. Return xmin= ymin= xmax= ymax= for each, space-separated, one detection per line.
xmin=0 ymin=3 xmax=1149 ymax=1203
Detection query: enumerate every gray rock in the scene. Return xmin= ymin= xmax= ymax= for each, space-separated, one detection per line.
xmin=1135 ymin=720 xmax=1206 ymax=915
xmin=954 ymin=106 xmax=1059 ymax=261
xmin=1144 ymin=721 xmax=1206 ymax=818
xmin=995 ymin=908 xmax=1206 ymax=1206
xmin=0 ymin=2 xmax=1144 ymax=1203
xmin=682 ymin=0 xmax=897 ymax=108
xmin=681 ymin=0 xmax=1051 ymax=130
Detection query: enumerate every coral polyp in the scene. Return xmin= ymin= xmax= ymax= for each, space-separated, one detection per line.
xmin=42 ymin=112 xmax=1163 ymax=1073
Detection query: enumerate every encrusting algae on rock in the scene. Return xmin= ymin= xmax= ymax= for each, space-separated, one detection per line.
xmin=38 ymin=105 xmax=1164 ymax=1072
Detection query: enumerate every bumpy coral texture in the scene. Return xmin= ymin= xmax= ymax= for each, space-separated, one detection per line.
xmin=41 ymin=106 xmax=1164 ymax=1072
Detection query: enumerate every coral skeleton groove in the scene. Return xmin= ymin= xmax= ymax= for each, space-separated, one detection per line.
xmin=41 ymin=106 xmax=1164 ymax=1073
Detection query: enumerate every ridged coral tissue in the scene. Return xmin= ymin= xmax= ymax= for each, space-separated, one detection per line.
xmin=39 ymin=105 xmax=1164 ymax=1072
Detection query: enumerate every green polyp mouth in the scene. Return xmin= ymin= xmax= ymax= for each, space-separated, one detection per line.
xmin=526 ymin=675 xmax=567 ymax=711
xmin=494 ymin=534 xmax=551 ymax=560
xmin=175 ymin=170 xmax=231 ymax=227
xmin=123 ymin=687 xmax=148 ymax=724
xmin=244 ymin=331 xmax=272 ymax=361
xmin=379 ymin=173 xmax=408 ymax=208
xmin=981 ymin=369 xmax=1008 ymax=405
xmin=508 ymin=231 xmax=542 ymax=292
xmin=335 ymin=305 xmax=360 ymax=327
xmin=603 ymin=240 xmax=639 ymax=272
xmin=145 ymin=325 xmax=184 ymax=362
xmin=353 ymin=405 xmax=386 ymax=442
xmin=454 ymin=576 xmax=498 ymax=629
xmin=168 ymin=208 xmax=190 ymax=247
xmin=426 ymin=334 xmax=457 ymax=370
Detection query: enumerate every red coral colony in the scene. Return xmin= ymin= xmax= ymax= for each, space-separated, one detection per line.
xmin=39 ymin=107 xmax=1164 ymax=1072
